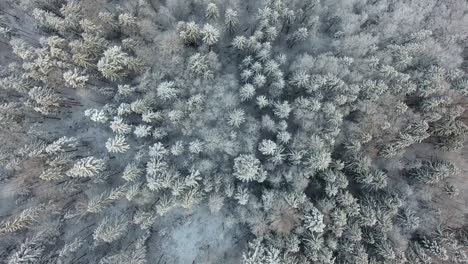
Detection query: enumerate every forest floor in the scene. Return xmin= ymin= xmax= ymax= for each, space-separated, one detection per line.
xmin=147 ymin=206 xmax=247 ymax=264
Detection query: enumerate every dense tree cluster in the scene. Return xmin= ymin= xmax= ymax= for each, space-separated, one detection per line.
xmin=0 ymin=0 xmax=467 ymax=263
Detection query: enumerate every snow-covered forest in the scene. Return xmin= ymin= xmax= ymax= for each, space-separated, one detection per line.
xmin=0 ymin=0 xmax=467 ymax=263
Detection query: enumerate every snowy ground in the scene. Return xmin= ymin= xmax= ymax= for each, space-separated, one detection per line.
xmin=148 ymin=206 xmax=247 ymax=264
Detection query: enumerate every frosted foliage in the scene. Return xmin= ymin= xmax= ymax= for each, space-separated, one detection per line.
xmin=63 ymin=69 xmax=88 ymax=88
xmin=309 ymin=151 xmax=331 ymax=171
xmin=171 ymin=141 xmax=185 ymax=156
xmin=157 ymin=81 xmax=178 ymax=100
xmin=273 ymin=101 xmax=291 ymax=119
xmin=240 ymin=84 xmax=256 ymax=101
xmin=148 ymin=142 xmax=168 ymax=158
xmin=233 ymin=154 xmax=266 ymax=182
xmin=206 ymin=3 xmax=219 ymax=20
xmin=179 ymin=21 xmax=201 ymax=44
xmin=258 ymin=139 xmax=277 ymax=156
xmin=304 ymin=207 xmax=326 ymax=233
xmin=122 ymin=163 xmax=141 ymax=182
xmin=93 ymin=215 xmax=128 ymax=243
xmin=201 ymin=24 xmax=219 ymax=46
xmin=97 ymin=46 xmax=137 ymax=81
xmin=118 ymin=13 xmax=136 ymax=28
xmin=134 ymin=124 xmax=152 ymax=138
xmin=110 ymin=117 xmax=132 ymax=134
xmin=257 ymin=96 xmax=270 ymax=109
xmin=0 ymin=207 xmax=42 ymax=233
xmin=106 ymin=135 xmax=130 ymax=153
xmin=27 ymin=87 xmax=60 ymax=114
xmin=235 ymin=186 xmax=250 ymax=205
xmin=233 ymin=36 xmax=247 ymax=50
xmin=45 ymin=137 xmax=78 ymax=154
xmin=117 ymin=84 xmax=136 ymax=96
xmin=225 ymin=9 xmax=239 ymax=32
xmin=85 ymin=109 xmax=108 ymax=123
xmin=67 ymin=157 xmax=106 ymax=178
xmin=188 ymin=53 xmax=212 ymax=79
xmin=208 ymin=193 xmax=224 ymax=213
xmin=228 ymin=109 xmax=246 ymax=127
xmin=1 ymin=0 xmax=468 ymax=263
